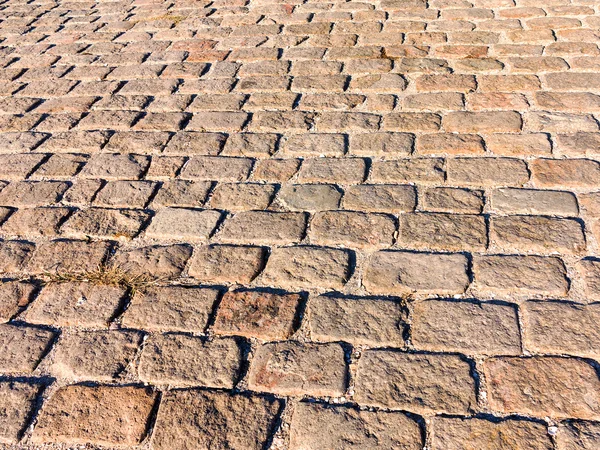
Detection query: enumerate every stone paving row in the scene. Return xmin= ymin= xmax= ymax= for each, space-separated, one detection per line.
xmin=0 ymin=0 xmax=600 ymax=448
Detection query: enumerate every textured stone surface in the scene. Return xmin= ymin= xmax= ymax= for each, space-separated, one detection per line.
xmin=140 ymin=334 xmax=243 ymax=387
xmin=355 ymin=351 xmax=477 ymax=414
xmin=0 ymin=382 xmax=41 ymax=444
xmin=32 ymin=385 xmax=156 ymax=445
xmin=0 ymin=0 xmax=599 ymax=445
xmin=248 ymin=341 xmax=347 ymax=396
xmin=153 ymin=390 xmax=282 ymax=450
xmin=289 ymin=402 xmax=422 ymax=450
xmin=485 ymin=357 xmax=600 ymax=420
xmin=431 ymin=417 xmax=553 ymax=450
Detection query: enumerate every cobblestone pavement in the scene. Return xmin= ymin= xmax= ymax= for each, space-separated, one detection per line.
xmin=0 ymin=0 xmax=600 ymax=448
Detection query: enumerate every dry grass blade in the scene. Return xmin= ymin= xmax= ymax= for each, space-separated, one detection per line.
xmin=43 ymin=264 xmax=162 ymax=293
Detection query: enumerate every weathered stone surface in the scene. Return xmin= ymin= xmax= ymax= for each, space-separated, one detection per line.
xmin=122 ymin=286 xmax=219 ymax=332
xmin=474 ymin=255 xmax=569 ymax=297
xmin=26 ymin=240 xmax=111 ymax=274
xmin=355 ymin=351 xmax=476 ymax=414
xmin=309 ymin=295 xmax=405 ymax=347
xmin=0 ymin=324 xmax=55 ymax=373
xmin=447 ymin=157 xmax=529 ymax=186
xmin=111 ymin=244 xmax=193 ymax=278
xmin=188 ymin=244 xmax=266 ymax=284
xmin=431 ymin=417 xmax=553 ymax=450
xmin=49 ymin=330 xmax=143 ymax=381
xmin=23 ymin=282 xmax=126 ymax=327
xmin=32 ymin=385 xmax=156 ymax=446
xmin=399 ymin=212 xmax=487 ymax=251
xmin=311 ymin=211 xmax=396 ymax=248
xmin=140 ymin=334 xmax=242 ymax=387
xmin=0 ymin=280 xmax=37 ymax=321
xmin=289 ymin=402 xmax=422 ymax=450
xmin=422 ymin=187 xmax=484 ymax=213
xmin=1 ymin=207 xmax=70 ymax=237
xmin=364 ymin=251 xmax=469 ymax=295
xmin=62 ymin=208 xmax=150 ymax=239
xmin=491 ymin=216 xmax=586 ymax=254
xmin=214 ymin=289 xmax=301 ymax=340
xmin=0 ymin=382 xmax=41 ymax=444
xmin=579 ymin=258 xmax=600 ymax=300
xmin=248 ymin=341 xmax=347 ymax=396
xmin=152 ymin=180 xmax=212 ymax=207
xmin=0 ymin=181 xmax=68 ymax=206
xmin=485 ymin=357 xmax=600 ymax=420
xmin=145 ymin=208 xmax=221 ymax=241
xmin=153 ymin=390 xmax=282 ymax=450
xmin=219 ymin=211 xmax=307 ymax=244
xmin=411 ymin=299 xmax=521 ymax=355
xmin=491 ymin=188 xmax=579 ymax=216
xmin=343 ymin=184 xmax=416 ymax=212
xmin=558 ymin=421 xmax=600 ymax=450
xmin=260 ymin=246 xmax=352 ymax=290
xmin=278 ymin=184 xmax=342 ymax=211
xmin=523 ymin=301 xmax=600 ymax=358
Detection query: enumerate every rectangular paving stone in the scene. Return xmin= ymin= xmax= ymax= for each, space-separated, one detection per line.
xmin=355 ymin=350 xmax=477 ymax=414
xmin=214 ymin=289 xmax=301 ymax=340
xmin=22 ymin=282 xmax=126 ymax=328
xmin=248 ymin=341 xmax=347 ymax=397
xmin=260 ymin=245 xmax=352 ymax=290
xmin=431 ymin=417 xmax=553 ymax=450
xmin=484 ymin=357 xmax=600 ymax=420
xmin=32 ymin=385 xmax=156 ymax=446
xmin=145 ymin=208 xmax=222 ymax=241
xmin=0 ymin=324 xmax=55 ymax=373
xmin=363 ymin=250 xmax=469 ymax=295
xmin=111 ymin=244 xmax=193 ymax=279
xmin=152 ymin=389 xmax=282 ymax=450
xmin=218 ymin=211 xmax=307 ymax=245
xmin=289 ymin=402 xmax=422 ymax=450
xmin=0 ymin=381 xmax=42 ymax=444
xmin=122 ymin=286 xmax=219 ymax=333
xmin=140 ymin=334 xmax=243 ymax=388
xmin=309 ymin=295 xmax=405 ymax=347
xmin=26 ymin=240 xmax=112 ymax=274
xmin=411 ymin=299 xmax=521 ymax=355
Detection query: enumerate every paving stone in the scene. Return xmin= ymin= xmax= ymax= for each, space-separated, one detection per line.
xmin=558 ymin=421 xmax=600 ymax=450
xmin=145 ymin=208 xmax=221 ymax=241
xmin=355 ymin=350 xmax=476 ymax=414
xmin=0 ymin=280 xmax=37 ymax=322
xmin=214 ymin=289 xmax=301 ymax=340
xmin=523 ymin=301 xmax=600 ymax=358
xmin=289 ymin=402 xmax=422 ymax=450
xmin=364 ymin=251 xmax=469 ymax=295
xmin=491 ymin=188 xmax=579 ymax=216
xmin=282 ymin=133 xmax=346 ymax=157
xmin=279 ymin=184 xmax=342 ymax=211
xmin=447 ymin=157 xmax=529 ymax=187
xmin=140 ymin=334 xmax=243 ymax=387
xmin=370 ymin=158 xmax=445 ymax=184
xmin=431 ymin=417 xmax=553 ymax=450
xmin=248 ymin=341 xmax=347 ymax=396
xmin=153 ymin=389 xmax=282 ymax=450
xmin=0 ymin=181 xmax=68 ymax=207
xmin=32 ymin=385 xmax=156 ymax=446
xmin=210 ymin=182 xmax=275 ymax=211
xmin=1 ymin=207 xmax=70 ymax=237
xmin=411 ymin=299 xmax=521 ymax=355
xmin=422 ymin=187 xmax=484 ymax=213
xmin=531 ymin=158 xmax=600 ymax=188
xmin=111 ymin=244 xmax=193 ymax=279
xmin=62 ymin=208 xmax=150 ymax=240
xmin=49 ymin=330 xmax=143 ymax=380
xmin=260 ymin=246 xmax=352 ymax=290
xmin=122 ymin=286 xmax=219 ymax=332
xmin=343 ymin=184 xmax=416 ymax=213
xmin=474 ymin=254 xmax=569 ymax=297
xmin=0 ymin=381 xmax=41 ymax=444
xmin=399 ymin=212 xmax=487 ymax=251
xmin=311 ymin=211 xmax=396 ymax=248
xmin=309 ymin=294 xmax=405 ymax=347
xmin=27 ymin=240 xmax=111 ymax=274
xmin=164 ymin=131 xmax=226 ymax=155
xmin=23 ymin=282 xmax=126 ymax=328
xmin=579 ymin=258 xmax=600 ymax=301
xmin=180 ymin=156 xmax=254 ymax=181
xmin=484 ymin=357 xmax=600 ymax=420
xmin=491 ymin=215 xmax=586 ymax=254
xmin=0 ymin=324 xmax=55 ymax=373
xmin=79 ymin=154 xmax=150 ymax=180
xmin=219 ymin=211 xmax=307 ymax=245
